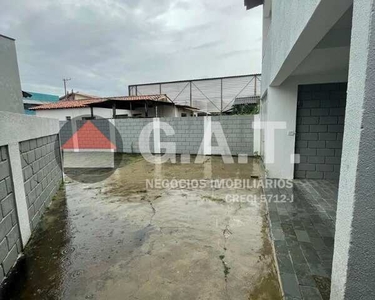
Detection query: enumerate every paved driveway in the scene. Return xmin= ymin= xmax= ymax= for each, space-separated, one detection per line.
xmin=2 ymin=154 xmax=281 ymax=300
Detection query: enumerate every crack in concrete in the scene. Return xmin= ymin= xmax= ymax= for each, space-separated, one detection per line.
xmin=221 ymin=221 xmax=232 ymax=300
xmin=233 ymin=201 xmax=243 ymax=215
xmin=148 ymin=199 xmax=156 ymax=226
xmin=223 ymin=224 xmax=232 ymax=251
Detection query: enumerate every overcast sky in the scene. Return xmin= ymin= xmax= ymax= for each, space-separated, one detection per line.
xmin=1 ymin=0 xmax=262 ymax=97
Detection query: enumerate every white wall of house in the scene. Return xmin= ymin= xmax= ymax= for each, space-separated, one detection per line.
xmin=138 ymin=105 xmax=197 ymax=118
xmin=35 ymin=105 xmax=196 ymax=121
xmin=0 ymin=35 xmax=24 ymax=114
xmin=35 ymin=107 xmax=131 ymax=121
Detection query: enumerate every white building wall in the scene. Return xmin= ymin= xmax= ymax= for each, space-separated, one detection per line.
xmin=262 ymin=0 xmax=352 ymax=95
xmin=331 ymin=1 xmax=375 ymax=298
xmin=0 ymin=35 xmax=24 ymax=114
xmin=148 ymin=105 xmax=197 ymax=118
xmin=259 ymin=0 xmax=353 ymax=178
xmin=35 ymin=106 xmax=195 ymax=120
xmin=264 ymin=73 xmax=348 ymax=179
xmin=35 ymin=107 xmax=131 ymax=121
xmin=262 ymin=0 xmax=321 ymax=94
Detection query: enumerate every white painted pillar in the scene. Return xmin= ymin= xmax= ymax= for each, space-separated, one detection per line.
xmin=331 ymin=1 xmax=375 ymax=299
xmin=8 ymin=143 xmax=31 ymax=247
xmin=253 ymin=114 xmax=261 ymax=155
xmin=109 ymin=119 xmax=116 ymax=153
xmin=263 ymin=82 xmax=298 ymax=179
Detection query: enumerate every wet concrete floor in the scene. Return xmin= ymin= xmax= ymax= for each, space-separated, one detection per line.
xmin=1 ymin=155 xmax=281 ymax=300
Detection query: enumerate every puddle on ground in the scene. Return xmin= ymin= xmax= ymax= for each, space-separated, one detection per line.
xmin=0 ymin=154 xmax=281 ymax=300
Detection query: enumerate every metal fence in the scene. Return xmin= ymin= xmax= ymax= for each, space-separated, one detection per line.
xmin=128 ymin=74 xmax=261 ymax=113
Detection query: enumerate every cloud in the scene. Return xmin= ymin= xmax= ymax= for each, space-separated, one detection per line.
xmin=0 ymin=0 xmax=262 ymax=96
xmin=190 ymin=40 xmax=222 ymax=50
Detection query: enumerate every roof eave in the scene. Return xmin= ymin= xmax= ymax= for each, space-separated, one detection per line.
xmin=244 ymin=0 xmax=263 ymax=10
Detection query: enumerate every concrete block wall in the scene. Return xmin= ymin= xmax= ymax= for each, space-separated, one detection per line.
xmin=0 ymin=111 xmax=62 ymax=283
xmin=212 ymin=115 xmax=254 ymax=155
xmin=0 ymin=146 xmax=22 ymax=283
xmin=160 ymin=117 xmax=204 ymax=154
xmin=20 ymin=135 xmax=62 ymax=230
xmin=116 ymin=116 xmax=254 ymax=155
xmin=115 ymin=118 xmax=154 ymax=153
xmin=60 ymin=116 xmax=255 ymax=156
xmin=295 ymin=83 xmax=347 ymax=180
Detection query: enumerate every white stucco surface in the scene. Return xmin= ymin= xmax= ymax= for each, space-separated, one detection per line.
xmin=331 ymin=0 xmax=375 ymax=299
xmin=0 ymin=111 xmax=60 ymax=147
xmin=262 ymin=0 xmax=352 ymax=95
xmin=8 ymin=142 xmax=31 ymax=246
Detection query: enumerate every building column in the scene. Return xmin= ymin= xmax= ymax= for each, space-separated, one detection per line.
xmin=129 ymin=102 xmax=133 ymax=117
xmin=262 ymin=80 xmax=298 ymax=179
xmin=112 ymin=103 xmax=116 ymax=119
xmin=331 ymin=1 xmax=375 ymax=299
xmin=8 ymin=143 xmax=31 ymax=246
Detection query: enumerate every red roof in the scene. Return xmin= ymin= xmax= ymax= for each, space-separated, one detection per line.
xmin=102 ymin=95 xmax=168 ymax=101
xmin=31 ymin=95 xmax=169 ymax=110
xmin=30 ymin=99 xmax=102 ymax=110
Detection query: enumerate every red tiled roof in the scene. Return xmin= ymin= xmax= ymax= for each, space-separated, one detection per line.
xmin=30 ymin=99 xmax=102 ymax=110
xmin=99 ymin=95 xmax=169 ymax=102
xmin=31 ymin=95 xmax=169 ymax=110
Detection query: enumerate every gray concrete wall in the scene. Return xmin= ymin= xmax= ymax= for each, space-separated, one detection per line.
xmin=114 ymin=118 xmax=154 ymax=153
xmin=0 ymin=146 xmax=22 ymax=283
xmin=212 ymin=116 xmax=254 ymax=155
xmin=114 ymin=116 xmax=254 ymax=155
xmin=59 ymin=116 xmax=255 ymax=156
xmin=0 ymin=35 xmax=24 ymax=114
xmin=158 ymin=117 xmax=204 ymax=154
xmin=295 ymin=83 xmax=347 ymax=180
xmin=20 ymin=135 xmax=62 ymax=230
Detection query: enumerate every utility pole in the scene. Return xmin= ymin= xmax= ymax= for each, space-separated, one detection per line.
xmin=63 ymin=78 xmax=71 ymax=100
